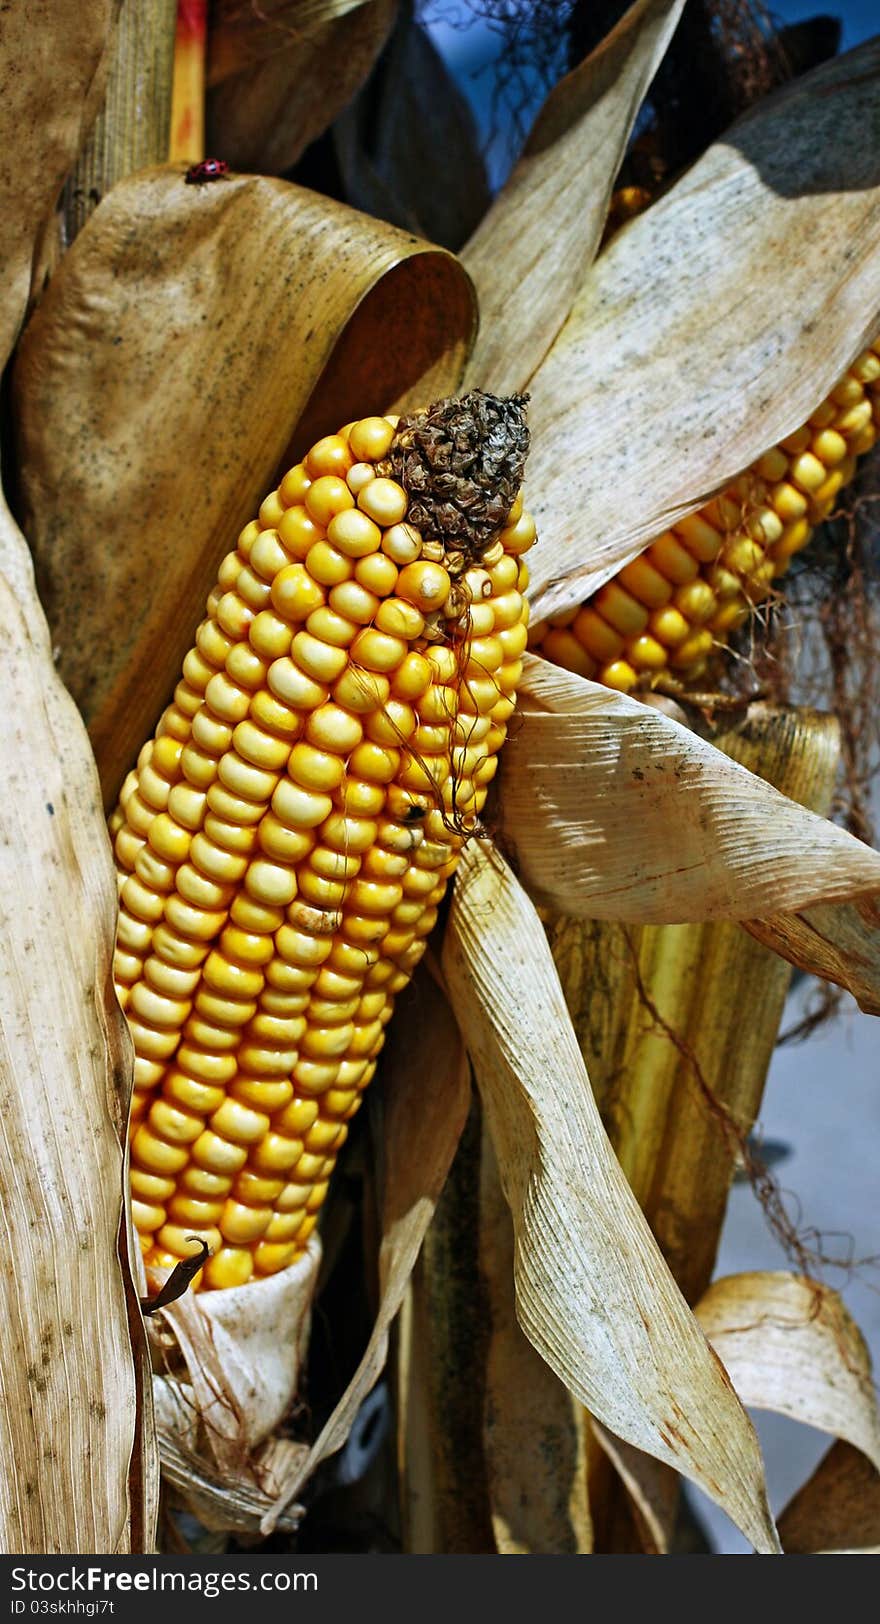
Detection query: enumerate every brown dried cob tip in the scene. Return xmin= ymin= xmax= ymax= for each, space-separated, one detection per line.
xmin=382 ymin=391 xmax=530 ymax=572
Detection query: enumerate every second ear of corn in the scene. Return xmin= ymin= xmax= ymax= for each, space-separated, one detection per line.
xmin=112 ymin=395 xmax=533 ymax=1292
xmin=531 ymin=340 xmax=880 ymax=691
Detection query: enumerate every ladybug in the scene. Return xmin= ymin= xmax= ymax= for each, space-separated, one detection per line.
xmin=185 ymin=158 xmax=229 ymax=185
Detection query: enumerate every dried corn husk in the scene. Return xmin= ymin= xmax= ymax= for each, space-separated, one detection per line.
xmin=153 ymin=1241 xmax=320 ymax=1473
xmin=550 ymin=704 xmax=841 ymax=1305
xmin=589 ymin=1421 xmax=679 ymax=1553
xmin=463 ymin=0 xmax=686 ymax=393
xmin=590 ymin=1266 xmax=880 ymax=1557
xmin=0 ymin=0 xmax=156 ymax=1555
xmin=333 ymin=11 xmax=491 ymax=252
xmin=519 ymin=39 xmax=880 ymax=620
xmin=777 ymin=1441 xmax=880 ymax=1554
xmin=501 ymin=661 xmax=880 ymax=1011
xmin=206 ymin=0 xmax=397 ymax=174
xmin=696 ymin=1273 xmax=880 ymax=1471
xmin=479 ymin=1128 xmax=593 ymax=1553
xmin=443 ymin=840 xmax=779 ymax=1552
xmin=745 ymin=901 xmax=880 ymax=1015
xmin=0 ymin=0 xmax=115 ymax=356
xmin=6 ymin=0 xmax=880 ymax=1560
xmin=545 ymin=706 xmax=841 ymax=1552
xmin=397 ymin=1109 xmax=594 ymax=1555
xmin=13 ymin=171 xmax=474 ymax=806
xmin=0 ymin=538 xmax=152 ymax=1552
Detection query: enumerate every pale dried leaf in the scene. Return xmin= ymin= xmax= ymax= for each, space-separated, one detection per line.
xmin=696 ymin=1273 xmax=880 ymax=1473
xmin=156 ymin=1399 xmax=306 ymax=1535
xmin=499 ymin=657 xmax=880 ymax=923
xmin=523 ymin=39 xmax=880 ymax=620
xmin=589 ymin=1420 xmax=679 ymax=1554
xmin=155 ymin=1237 xmax=321 ymax=1480
xmin=443 ymin=841 xmax=779 ymax=1553
xmin=209 ymin=0 xmax=382 ymax=78
xmin=0 ymin=503 xmax=150 ymax=1553
xmin=13 ymin=169 xmax=474 ymax=806
xmin=207 ymin=0 xmax=397 ymax=173
xmin=262 ymin=973 xmax=471 ymax=1533
xmin=480 ymin=1127 xmax=592 ymax=1554
xmin=777 ymin=1440 xmax=880 ymax=1554
xmin=548 ymin=706 xmax=841 ymax=1307
xmin=0 ymin=0 xmax=114 ymax=356
xmin=334 ymin=14 xmax=491 ymax=251
xmin=463 ymin=0 xmax=686 ymax=394
xmin=745 ymin=898 xmax=880 ymax=1015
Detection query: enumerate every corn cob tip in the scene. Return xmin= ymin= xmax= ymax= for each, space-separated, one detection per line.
xmin=383 ymin=391 xmax=530 ymax=570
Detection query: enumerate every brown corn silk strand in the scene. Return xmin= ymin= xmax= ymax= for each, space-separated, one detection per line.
xmin=110 ymin=398 xmax=534 ymax=1291
xmin=531 ymin=340 xmax=880 ymax=691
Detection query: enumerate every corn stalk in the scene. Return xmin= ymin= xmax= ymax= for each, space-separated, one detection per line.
xmin=63 ymin=0 xmax=179 ymax=241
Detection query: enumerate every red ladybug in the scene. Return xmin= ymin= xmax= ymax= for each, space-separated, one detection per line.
xmin=185 ymin=159 xmax=229 ymax=185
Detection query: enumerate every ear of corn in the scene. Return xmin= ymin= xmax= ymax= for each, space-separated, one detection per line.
xmin=531 ymin=340 xmax=880 ymax=690
xmin=111 ymin=395 xmax=534 ymax=1292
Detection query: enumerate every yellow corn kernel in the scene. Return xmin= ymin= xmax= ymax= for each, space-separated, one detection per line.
xmin=539 ymin=629 xmax=597 ymax=680
xmin=625 ymin=635 xmax=668 ymax=672
xmin=570 ymin=607 xmax=624 ymax=663
xmin=381 ymin=523 xmax=421 ymax=566
xmin=348 ymin=417 xmax=395 ymax=462
xmin=754 ymin=446 xmax=788 ymax=481
xmin=646 ymin=532 xmax=699 ymax=585
xmin=306 ymin=435 xmax=353 ymax=480
xmin=617 ymin=556 xmax=674 ymax=607
xmin=708 ymin=599 xmax=749 ymax=635
xmin=352 ymin=554 xmax=396 ymax=600
xmin=645 ymin=606 xmax=688 ymax=647
xmin=357 ymin=478 xmax=407 ymax=527
xmin=131 ymin=1200 xmax=165 ymax=1234
xmin=598 ymin=660 xmax=638 ymax=692
xmin=593 ymin=581 xmax=649 ymax=637
xmin=670 ymin=629 xmax=714 ymax=668
xmin=204 ymin=1249 xmax=254 ymax=1289
xmin=396 ymin=561 xmax=452 ymax=613
xmin=837 ymin=399 xmax=874 ymax=441
xmin=500 ymin=510 xmax=536 ymax=554
xmin=673 ymin=580 xmax=717 ymax=625
xmin=304 ymin=476 xmax=354 ymax=528
xmin=327 ymin=509 xmax=382 ymax=559
xmin=811 ymin=428 xmax=848 ymax=466
xmin=770 ymin=481 xmax=808 ymax=523
xmin=378 ymin=598 xmax=429 ymax=644
xmin=721 ymin=536 xmax=765 ymax=579
xmin=851 ymin=350 xmax=880 ymax=384
xmin=789 ymin=451 xmax=828 ymax=493
xmin=772 ymin=518 xmax=813 ymax=562
xmin=778 ymin=424 xmax=811 ymax=456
